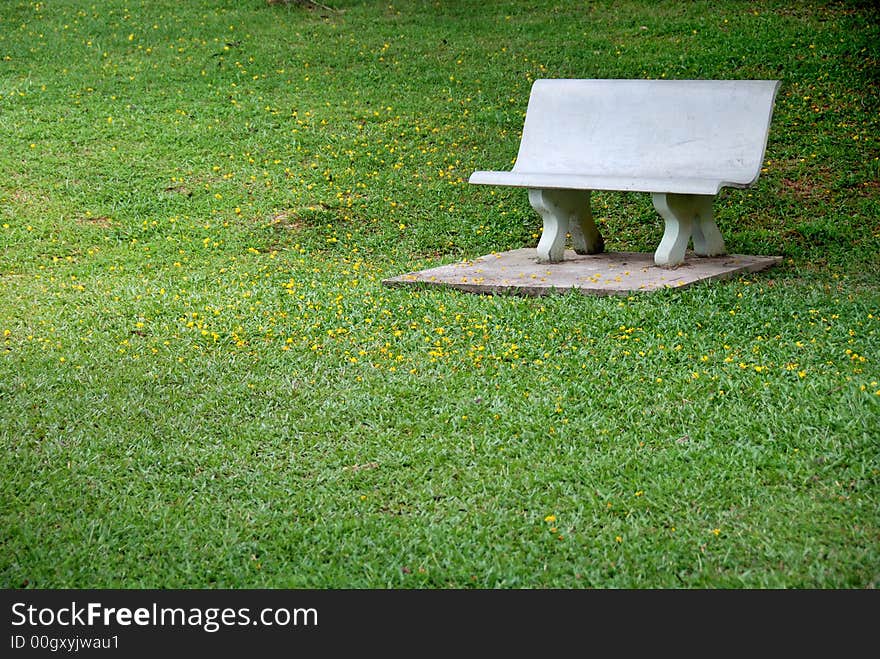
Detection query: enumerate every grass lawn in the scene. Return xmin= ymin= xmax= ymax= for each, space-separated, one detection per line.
xmin=1 ymin=0 xmax=877 ymax=588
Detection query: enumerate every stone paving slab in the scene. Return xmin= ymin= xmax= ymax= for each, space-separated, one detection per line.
xmin=382 ymin=248 xmax=782 ymax=297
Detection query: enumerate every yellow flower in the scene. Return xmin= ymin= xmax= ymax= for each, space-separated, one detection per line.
xmin=543 ymin=514 xmax=556 ymax=523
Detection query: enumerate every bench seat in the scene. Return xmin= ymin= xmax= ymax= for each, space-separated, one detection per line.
xmin=469 ymin=78 xmax=781 ymax=266
xmin=467 ymin=171 xmax=731 ymax=196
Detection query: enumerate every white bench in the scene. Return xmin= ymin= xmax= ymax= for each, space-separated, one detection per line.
xmin=469 ymin=78 xmax=781 ymax=266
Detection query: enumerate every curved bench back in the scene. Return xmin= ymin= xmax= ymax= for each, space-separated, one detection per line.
xmin=471 ymin=78 xmax=781 ymax=195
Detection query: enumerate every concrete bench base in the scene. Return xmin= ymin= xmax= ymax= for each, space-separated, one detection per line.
xmin=382 ymin=249 xmax=782 ymax=297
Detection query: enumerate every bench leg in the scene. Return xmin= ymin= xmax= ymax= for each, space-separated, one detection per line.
xmin=689 ymin=196 xmax=726 ymax=258
xmin=651 ymin=193 xmax=725 ymax=266
xmin=528 ymin=188 xmax=604 ymax=263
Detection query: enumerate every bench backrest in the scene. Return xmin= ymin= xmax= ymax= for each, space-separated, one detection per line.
xmin=510 ymin=78 xmax=780 ymax=192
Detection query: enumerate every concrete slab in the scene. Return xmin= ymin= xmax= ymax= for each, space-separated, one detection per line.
xmin=382 ymin=248 xmax=782 ymax=297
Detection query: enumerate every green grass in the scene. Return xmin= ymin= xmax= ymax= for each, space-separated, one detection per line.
xmin=1 ymin=0 xmax=877 ymax=588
